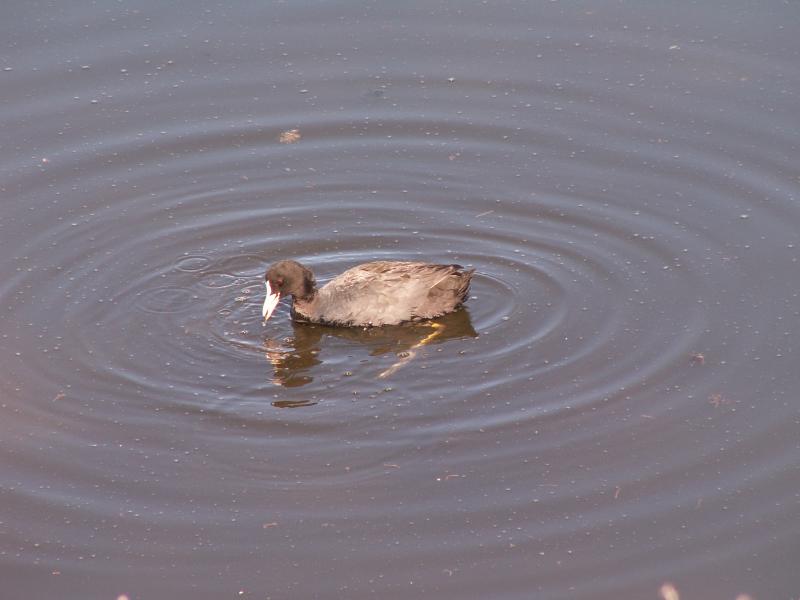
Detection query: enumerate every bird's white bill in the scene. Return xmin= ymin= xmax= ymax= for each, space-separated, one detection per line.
xmin=262 ymin=281 xmax=281 ymax=321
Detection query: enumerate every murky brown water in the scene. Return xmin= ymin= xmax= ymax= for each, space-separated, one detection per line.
xmin=2 ymin=2 xmax=799 ymax=599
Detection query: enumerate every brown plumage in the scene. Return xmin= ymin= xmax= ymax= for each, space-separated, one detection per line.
xmin=262 ymin=259 xmax=475 ymax=326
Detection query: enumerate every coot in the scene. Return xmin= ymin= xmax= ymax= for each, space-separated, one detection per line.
xmin=262 ymin=259 xmax=475 ymax=327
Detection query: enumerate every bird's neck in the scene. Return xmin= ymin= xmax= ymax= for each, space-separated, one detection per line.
xmin=291 ymin=290 xmax=319 ymax=320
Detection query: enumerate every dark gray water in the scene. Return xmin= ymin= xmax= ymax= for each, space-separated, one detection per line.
xmin=2 ymin=1 xmax=799 ymax=599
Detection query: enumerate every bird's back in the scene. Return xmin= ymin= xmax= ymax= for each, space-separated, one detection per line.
xmin=307 ymin=261 xmax=474 ymax=326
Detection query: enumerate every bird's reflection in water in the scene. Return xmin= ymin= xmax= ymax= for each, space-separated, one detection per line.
xmin=263 ymin=308 xmax=478 ymax=389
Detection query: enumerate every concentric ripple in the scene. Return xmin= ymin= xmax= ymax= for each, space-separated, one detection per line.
xmin=1 ymin=2 xmax=799 ymax=599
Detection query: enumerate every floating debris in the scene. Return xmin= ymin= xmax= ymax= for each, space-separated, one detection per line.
xmin=279 ymin=128 xmax=301 ymax=144
xmin=708 ymin=392 xmax=732 ymax=408
xmin=659 ymin=583 xmax=679 ymax=600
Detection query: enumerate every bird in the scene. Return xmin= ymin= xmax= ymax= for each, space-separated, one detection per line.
xmin=262 ymin=259 xmax=475 ymax=327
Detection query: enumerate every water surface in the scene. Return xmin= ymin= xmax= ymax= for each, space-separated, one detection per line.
xmin=1 ymin=1 xmax=799 ymax=599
